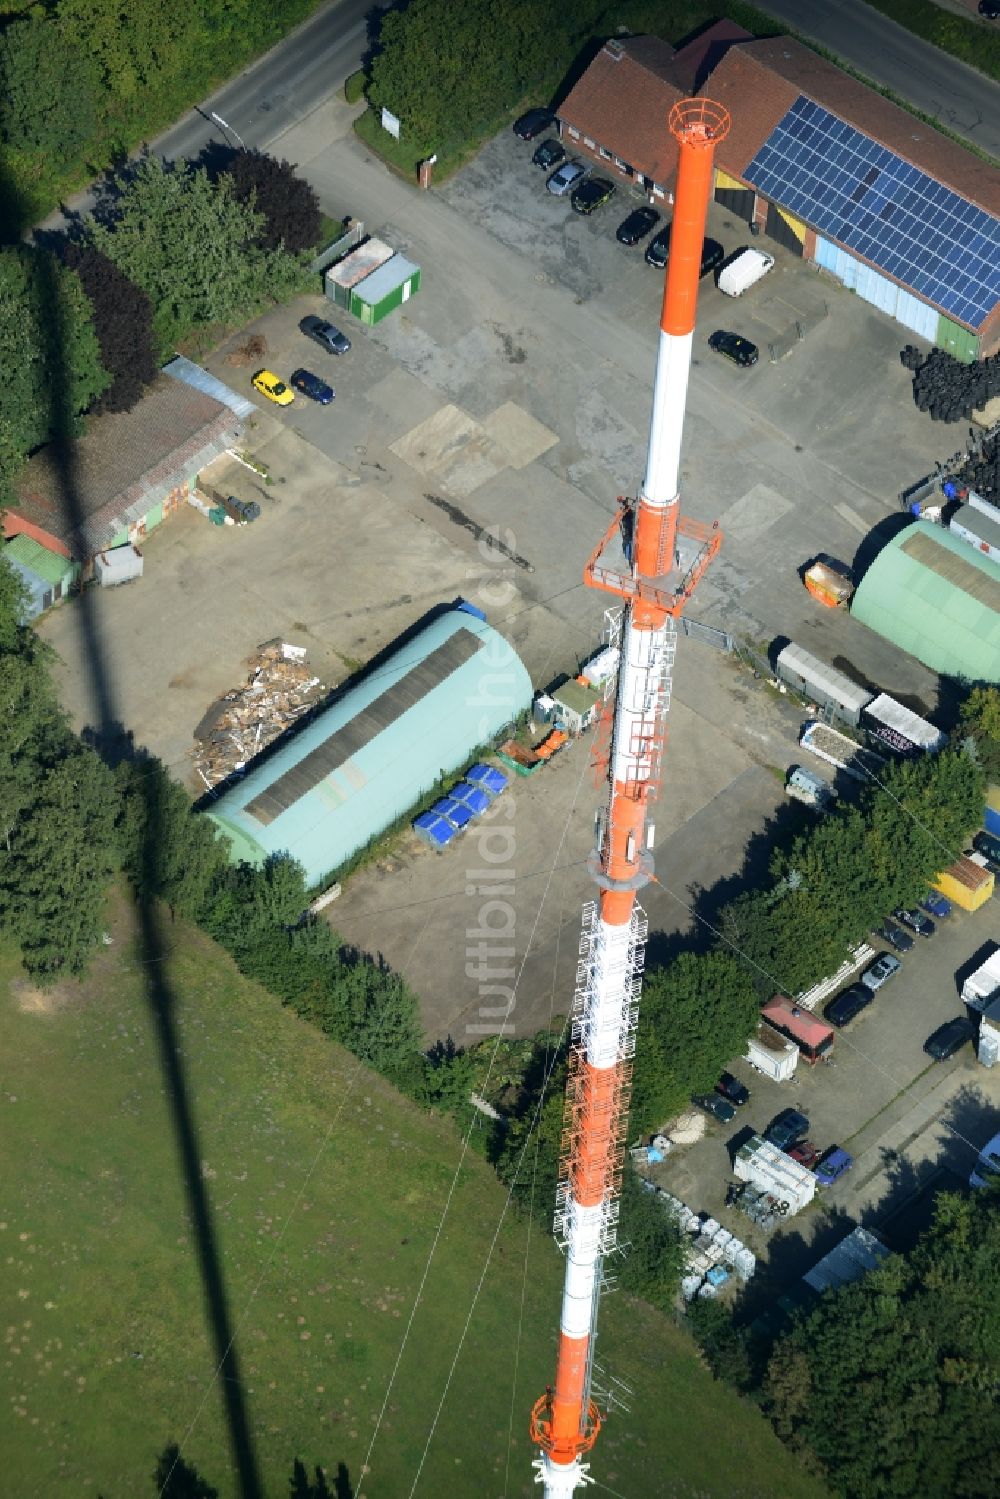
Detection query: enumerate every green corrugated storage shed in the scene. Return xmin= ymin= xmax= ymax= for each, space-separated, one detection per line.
xmin=850 ymin=520 xmax=1000 ymax=681
xmin=350 ymin=253 xmax=421 ymax=326
xmin=3 ymin=534 xmax=79 ymax=618
xmin=204 ymin=603 xmax=531 ymax=887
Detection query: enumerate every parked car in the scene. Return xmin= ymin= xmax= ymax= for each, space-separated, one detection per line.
xmin=644 ymin=225 xmax=672 ymax=268
xmin=708 ymin=330 xmax=758 ymax=367
xmin=973 ymin=829 xmax=1000 ymax=874
xmin=873 ymin=920 xmax=914 ymax=954
xmin=251 ymin=369 xmax=294 ymax=406
xmin=921 ymin=890 xmax=952 ymax=920
xmin=290 ymin=368 xmax=334 ymax=404
xmin=300 ymin=315 xmax=351 ymax=355
xmin=765 ymin=1108 xmax=810 ymax=1151
xmin=571 ymin=176 xmax=616 ymax=214
xmin=699 ymin=236 xmax=725 ymax=278
xmin=861 ymin=952 xmax=902 ymax=993
xmin=824 ymin=984 xmax=873 ymax=1028
xmin=980 ymin=0 xmax=1000 ymax=19
xmin=715 ymin=1071 xmax=750 ymax=1106
xmin=616 ymin=206 xmax=659 ymax=245
xmin=893 ymin=907 xmax=935 ymax=938
xmin=815 ymin=1146 xmax=853 ymax=1186
xmin=513 ymin=107 xmax=554 ymax=140
xmin=532 ymin=138 xmax=565 ymax=170
xmin=787 ymin=1140 xmax=821 ymax=1169
xmin=547 ymin=159 xmax=587 ymax=197
xmin=924 ymin=1016 xmax=976 ymax=1061
xmin=691 ymin=1092 xmax=736 ymax=1123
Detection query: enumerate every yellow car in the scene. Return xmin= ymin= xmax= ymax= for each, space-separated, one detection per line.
xmin=251 ymin=369 xmax=294 ymax=406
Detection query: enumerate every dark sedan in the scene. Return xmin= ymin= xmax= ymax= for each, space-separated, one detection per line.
xmin=571 ymin=176 xmax=616 ymax=215
xmin=893 ymin=907 xmax=935 ymax=938
xmin=513 ymin=107 xmax=554 ymax=140
xmin=765 ymin=1108 xmax=810 ymax=1151
xmin=290 ymin=368 xmax=334 ymax=404
xmin=532 ymin=138 xmax=565 ymax=170
xmin=823 ymin=984 xmax=873 ymax=1029
xmin=616 ymin=206 xmax=660 ymax=245
xmin=645 ymin=225 xmax=672 ymax=268
xmin=873 ymin=920 xmax=914 ymax=954
xmin=708 ymin=330 xmax=758 ymax=367
xmin=691 ymin=1092 xmax=736 ymax=1123
xmin=300 ymin=315 xmax=351 ymax=355
xmin=715 ymin=1071 xmax=750 ymax=1106
xmin=924 ymin=1017 xmax=976 ymax=1061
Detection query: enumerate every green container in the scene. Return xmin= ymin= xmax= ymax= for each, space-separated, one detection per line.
xmin=209 ymin=506 xmax=227 ymax=526
xmin=350 ymin=254 xmax=421 ymax=326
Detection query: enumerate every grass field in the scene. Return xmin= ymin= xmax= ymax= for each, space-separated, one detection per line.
xmin=0 ymin=889 xmax=826 ymax=1499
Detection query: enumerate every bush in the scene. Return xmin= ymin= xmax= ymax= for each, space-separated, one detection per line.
xmin=344 ymin=69 xmax=366 ymax=105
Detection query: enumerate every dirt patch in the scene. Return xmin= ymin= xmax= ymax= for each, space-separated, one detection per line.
xmin=12 ymin=980 xmax=70 ymax=1016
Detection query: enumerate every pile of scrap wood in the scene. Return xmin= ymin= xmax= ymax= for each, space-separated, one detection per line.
xmin=193 ymin=640 xmax=326 ymax=788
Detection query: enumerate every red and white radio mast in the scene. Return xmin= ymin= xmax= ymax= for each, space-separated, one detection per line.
xmin=530 ymin=98 xmax=731 ymax=1498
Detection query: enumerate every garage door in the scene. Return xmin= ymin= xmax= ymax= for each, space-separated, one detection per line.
xmin=765 ymin=202 xmax=805 ymax=256
xmin=814 ymin=237 xmax=938 ymax=340
xmin=715 ymin=168 xmax=754 ymax=224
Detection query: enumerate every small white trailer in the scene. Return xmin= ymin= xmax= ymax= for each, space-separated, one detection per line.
xmin=746 ymin=1025 xmax=798 ymax=1082
xmin=95 ymin=544 xmax=143 ymax=586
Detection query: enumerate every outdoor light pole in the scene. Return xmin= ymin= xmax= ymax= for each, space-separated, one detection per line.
xmin=210 ymin=110 xmax=246 ymax=150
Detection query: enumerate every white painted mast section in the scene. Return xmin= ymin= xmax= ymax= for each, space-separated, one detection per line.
xmin=642 ymin=329 xmax=694 ymax=509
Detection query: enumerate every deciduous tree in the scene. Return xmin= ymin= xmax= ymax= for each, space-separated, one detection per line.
xmin=0 ymin=13 xmax=99 ymax=169
xmin=61 ymin=244 xmax=158 ymax=413
xmin=225 ymin=152 xmax=322 ymax=253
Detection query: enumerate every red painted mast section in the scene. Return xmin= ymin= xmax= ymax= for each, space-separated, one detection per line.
xmin=531 ymin=99 xmax=730 ymax=1498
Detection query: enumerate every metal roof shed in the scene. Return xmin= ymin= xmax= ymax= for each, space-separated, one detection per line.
xmin=774 ymin=643 xmax=872 ymax=725
xmin=325 ymin=236 xmax=395 ymax=308
xmin=850 ymin=520 xmax=1000 ymax=682
xmin=350 ymin=253 xmax=421 ymax=325
xmin=4 ymin=535 xmax=79 ymax=618
xmin=204 ymin=606 xmax=532 ymax=888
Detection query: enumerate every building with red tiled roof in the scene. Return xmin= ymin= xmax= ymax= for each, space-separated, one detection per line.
xmin=554 ymin=29 xmax=1000 ymax=356
xmin=5 ymin=374 xmax=241 ymax=567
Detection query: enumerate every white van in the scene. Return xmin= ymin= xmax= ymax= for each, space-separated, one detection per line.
xmin=970 ymin=1129 xmax=1000 ymax=1188
xmin=717 ymin=247 xmax=775 ymax=297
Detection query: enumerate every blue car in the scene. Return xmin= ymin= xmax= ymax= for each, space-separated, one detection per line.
xmin=921 ymin=890 xmax=952 ymax=920
xmin=815 ymin=1147 xmax=852 ymax=1186
xmin=290 ymin=368 xmax=334 ymax=404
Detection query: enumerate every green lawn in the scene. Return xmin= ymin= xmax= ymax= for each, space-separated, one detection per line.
xmin=0 ymin=893 xmax=826 ymax=1498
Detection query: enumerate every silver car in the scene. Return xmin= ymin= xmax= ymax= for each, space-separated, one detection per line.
xmin=547 ymin=159 xmax=587 ymax=196
xmin=861 ymin=952 xmax=901 ymax=992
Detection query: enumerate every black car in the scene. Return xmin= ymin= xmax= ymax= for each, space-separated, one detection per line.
xmin=616 ymin=206 xmax=660 ymax=245
xmin=708 ymin=330 xmax=758 ymax=367
xmin=980 ymin=0 xmax=1000 ymax=18
xmin=873 ymin=920 xmax=914 ymax=954
xmin=700 ymin=236 xmax=725 ymax=278
xmin=532 ymin=138 xmax=565 ymax=171
xmin=513 ymin=107 xmax=554 ymax=140
xmin=893 ymin=907 xmax=935 ymax=938
xmin=765 ymin=1108 xmax=810 ymax=1151
xmin=645 ymin=225 xmax=672 ymax=268
xmin=571 ymin=176 xmax=616 ymax=214
xmin=715 ymin=1071 xmax=750 ymax=1106
xmin=691 ymin=1092 xmax=736 ymax=1123
xmin=973 ymin=830 xmax=1000 ymax=874
xmin=823 ymin=984 xmax=873 ymax=1029
xmin=300 ymin=315 xmax=351 ymax=355
xmin=924 ymin=1016 xmax=976 ymax=1061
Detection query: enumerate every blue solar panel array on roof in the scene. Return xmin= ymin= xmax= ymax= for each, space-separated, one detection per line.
xmin=744 ymin=96 xmax=1000 ymax=329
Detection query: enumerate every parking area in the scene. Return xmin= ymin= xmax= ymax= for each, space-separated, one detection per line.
xmin=647 ymin=894 xmax=1000 ymax=1286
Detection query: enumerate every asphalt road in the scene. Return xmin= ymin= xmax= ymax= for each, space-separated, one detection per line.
xmin=759 ymin=0 xmax=1000 ymax=157
xmin=37 ymin=0 xmax=390 ymax=231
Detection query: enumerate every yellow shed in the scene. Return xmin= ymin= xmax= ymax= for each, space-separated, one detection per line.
xmin=934 ymin=855 xmax=994 ymax=912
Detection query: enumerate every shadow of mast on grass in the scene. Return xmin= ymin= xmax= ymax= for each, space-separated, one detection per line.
xmin=31 ymin=205 xmax=263 ymax=1498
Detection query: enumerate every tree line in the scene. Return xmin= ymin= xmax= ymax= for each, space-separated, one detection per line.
xmin=0 ymin=150 xmax=321 ymax=509
xmin=0 ymin=0 xmax=324 ymax=228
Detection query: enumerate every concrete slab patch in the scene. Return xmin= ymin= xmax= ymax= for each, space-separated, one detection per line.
xmin=718 ymin=482 xmax=794 ymax=544
xmin=481 ymin=401 xmax=558 ymax=469
xmin=364 ymin=367 xmax=447 ymax=443
xmin=390 ymin=402 xmax=505 ymax=496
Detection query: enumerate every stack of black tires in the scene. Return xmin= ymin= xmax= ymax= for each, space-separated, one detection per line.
xmin=902 ymin=345 xmax=1000 ymax=423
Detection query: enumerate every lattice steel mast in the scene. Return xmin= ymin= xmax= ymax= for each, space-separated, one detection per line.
xmin=530 ymin=98 xmax=731 ymax=1498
